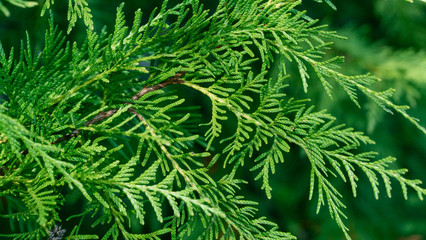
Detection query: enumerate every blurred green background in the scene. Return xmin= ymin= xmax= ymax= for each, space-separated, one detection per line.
xmin=1 ymin=0 xmax=425 ymax=239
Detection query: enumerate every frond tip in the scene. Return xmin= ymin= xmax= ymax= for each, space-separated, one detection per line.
xmin=282 ymin=106 xmax=426 ymax=238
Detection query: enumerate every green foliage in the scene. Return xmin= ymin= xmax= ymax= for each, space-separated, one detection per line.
xmin=0 ymin=0 xmax=37 ymax=17
xmin=41 ymin=0 xmax=94 ymax=33
xmin=0 ymin=0 xmax=425 ymax=239
xmin=329 ymin=26 xmax=426 ymax=133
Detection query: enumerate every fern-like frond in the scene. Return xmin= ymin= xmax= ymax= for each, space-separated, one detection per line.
xmin=22 ymin=171 xmax=60 ymax=228
xmin=41 ymin=0 xmax=93 ymax=33
xmin=1 ymin=0 xmax=425 ymax=239
xmin=279 ymin=105 xmax=426 ymax=237
xmin=0 ymin=0 xmax=37 ymax=17
xmin=169 ymin=176 xmax=296 ymax=240
xmin=185 ymin=67 xmax=425 ymax=238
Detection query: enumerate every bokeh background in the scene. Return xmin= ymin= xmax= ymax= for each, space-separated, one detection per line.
xmin=1 ymin=0 xmax=425 ymax=239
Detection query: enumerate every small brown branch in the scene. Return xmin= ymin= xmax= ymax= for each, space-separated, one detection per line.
xmin=51 ymin=130 xmax=80 ymax=145
xmin=14 ymin=72 xmax=187 ymax=156
xmin=128 ymin=108 xmax=145 ymax=122
xmin=12 ymin=72 xmax=187 ymax=157
xmin=84 ymin=109 xmax=119 ymax=127
xmin=44 ymin=71 xmax=187 ymax=148
xmin=131 ymin=71 xmax=186 ymax=101
xmin=50 ymin=109 xmax=119 ymax=146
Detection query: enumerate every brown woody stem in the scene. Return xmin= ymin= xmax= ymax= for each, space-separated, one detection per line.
xmin=20 ymin=71 xmax=187 ymax=154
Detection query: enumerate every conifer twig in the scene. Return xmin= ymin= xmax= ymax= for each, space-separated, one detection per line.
xmin=55 ymin=71 xmax=186 ymax=140
xmin=19 ymin=72 xmax=187 ymax=154
xmin=131 ymin=71 xmax=186 ymax=101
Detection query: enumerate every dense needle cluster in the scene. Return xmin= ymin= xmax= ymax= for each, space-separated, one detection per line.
xmin=0 ymin=0 xmax=425 ymax=239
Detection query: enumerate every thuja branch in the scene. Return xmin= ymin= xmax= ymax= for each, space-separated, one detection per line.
xmin=2 ymin=1 xmax=425 ymax=239
xmin=59 ymin=72 xmax=186 ymax=140
xmin=131 ymin=71 xmax=186 ymax=100
xmin=22 ymin=72 xmax=187 ymax=153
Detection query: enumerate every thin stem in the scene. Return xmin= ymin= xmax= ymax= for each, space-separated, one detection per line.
xmin=131 ymin=71 xmax=186 ymax=101
xmin=21 ymin=71 xmax=187 ymax=154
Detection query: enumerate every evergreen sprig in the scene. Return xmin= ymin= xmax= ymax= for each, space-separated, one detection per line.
xmin=0 ymin=0 xmax=425 ymax=239
xmin=0 ymin=0 xmax=37 ymax=17
xmin=41 ymin=0 xmax=93 ymax=33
